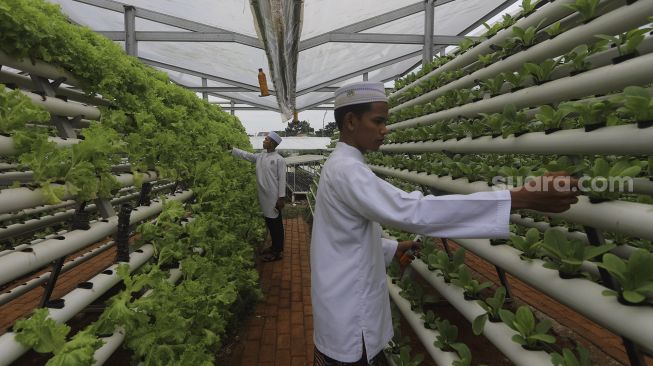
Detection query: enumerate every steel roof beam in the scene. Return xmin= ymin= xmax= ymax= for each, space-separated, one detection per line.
xmin=296 ymin=50 xmax=423 ymax=97
xmin=73 ymin=0 xmax=262 ymax=49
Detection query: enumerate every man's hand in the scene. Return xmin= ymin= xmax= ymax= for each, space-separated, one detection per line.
xmin=275 ymin=197 xmax=286 ymax=211
xmin=510 ymin=171 xmax=580 ymax=213
xmin=395 ymin=240 xmax=421 ymax=265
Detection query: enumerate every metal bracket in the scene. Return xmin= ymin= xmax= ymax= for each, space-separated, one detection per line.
xmin=39 ymin=256 xmax=66 ymax=308
xmin=494 ymin=266 xmax=514 ymax=303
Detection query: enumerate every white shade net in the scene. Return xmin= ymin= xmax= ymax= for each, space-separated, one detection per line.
xmin=48 ymin=0 xmax=517 ymax=113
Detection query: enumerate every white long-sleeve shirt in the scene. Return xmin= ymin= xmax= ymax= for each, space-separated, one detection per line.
xmin=311 ymin=142 xmax=511 ymax=362
xmin=232 ymin=148 xmax=286 ymax=218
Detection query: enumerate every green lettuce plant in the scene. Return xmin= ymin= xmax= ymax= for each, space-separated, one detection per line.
xmin=472 ymin=287 xmax=507 ymax=335
xmin=597 ymin=249 xmax=653 ymax=304
xmin=499 ymin=306 xmax=556 ymax=349
xmin=564 ymin=0 xmax=600 ymax=22
xmin=540 ymin=229 xmax=615 ymax=278
xmin=551 ymin=343 xmax=592 ymax=366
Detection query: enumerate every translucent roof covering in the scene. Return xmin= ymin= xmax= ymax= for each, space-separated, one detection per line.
xmin=48 ymin=0 xmax=518 ymax=115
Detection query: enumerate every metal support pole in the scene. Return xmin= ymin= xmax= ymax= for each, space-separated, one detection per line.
xmin=39 ymin=257 xmax=66 ymax=308
xmin=138 ymin=182 xmax=153 ymax=206
xmin=584 ymin=226 xmax=646 ymax=366
xmin=423 ymin=0 xmax=435 ymax=65
xmin=441 ymin=238 xmax=452 ymax=258
xmin=201 ymin=78 xmax=208 ymax=102
xmin=115 ymin=204 xmax=133 ymax=263
xmin=124 ymin=5 xmax=137 ymax=56
xmin=494 ymin=266 xmax=514 ymax=303
xmin=363 ymin=72 xmax=369 ymax=81
xmin=230 ymin=100 xmax=235 ymax=115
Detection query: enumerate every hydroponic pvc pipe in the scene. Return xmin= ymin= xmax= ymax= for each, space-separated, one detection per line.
xmin=0 ymin=190 xmax=192 ymax=286
xmin=0 ymin=51 xmax=82 ymax=87
xmin=369 ymin=165 xmax=653 ymax=241
xmin=93 ymin=267 xmax=184 ymax=365
xmin=509 ymin=214 xmax=639 ymax=260
xmin=3 ymin=87 xmax=101 ymax=120
xmin=0 ymin=171 xmax=158 ymax=215
xmin=0 ymin=135 xmax=79 ymax=156
xmin=386 ymin=278 xmax=461 ymax=365
xmin=381 ymin=124 xmax=653 ymax=155
xmin=410 ymin=259 xmax=551 ymax=366
xmin=452 ymin=238 xmax=653 ymax=350
xmin=0 ymin=241 xmax=115 ymax=306
xmin=0 ymin=69 xmax=110 ymax=107
xmin=92 ymin=328 xmax=125 ymax=366
xmin=389 ymin=50 xmax=653 ymax=130
xmin=0 ymin=244 xmax=153 ymax=366
xmin=389 ymin=0 xmax=622 ymax=99
xmin=391 ymin=0 xmax=652 ymax=112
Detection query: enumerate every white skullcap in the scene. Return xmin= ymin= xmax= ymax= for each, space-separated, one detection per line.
xmin=267 ymin=131 xmax=282 ymax=145
xmin=334 ymin=81 xmax=388 ymax=109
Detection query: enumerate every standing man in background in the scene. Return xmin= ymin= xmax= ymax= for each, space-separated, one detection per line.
xmin=232 ymin=131 xmax=287 ymax=262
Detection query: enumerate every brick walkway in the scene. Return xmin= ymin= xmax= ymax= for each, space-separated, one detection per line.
xmin=239 ymin=217 xmax=313 ymax=366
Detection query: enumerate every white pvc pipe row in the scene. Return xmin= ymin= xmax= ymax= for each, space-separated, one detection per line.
xmin=452 ymin=238 xmax=653 ymax=350
xmin=0 ymin=69 xmax=111 ymax=107
xmin=388 ymin=51 xmax=653 ymax=131
xmin=509 ymin=214 xmax=639 ymax=259
xmin=0 ymin=50 xmax=82 ymax=87
xmin=0 ymin=241 xmax=115 ymax=306
xmin=0 ymin=244 xmax=154 ymax=366
xmin=3 ymin=86 xmax=101 ymax=120
xmin=386 ymin=277 xmax=461 ymax=365
xmin=0 ymin=171 xmax=158 ymax=215
xmin=391 ymin=0 xmax=652 ymax=112
xmin=0 ymin=190 xmax=192 ymax=286
xmin=369 ymin=165 xmax=653 ymax=241
xmin=382 ymin=124 xmax=653 ymax=155
xmin=0 ymin=135 xmax=79 ymax=156
xmin=93 ymin=267 xmax=184 ymax=365
xmin=389 ymin=0 xmax=594 ymax=99
xmin=410 ymin=259 xmax=552 ymax=366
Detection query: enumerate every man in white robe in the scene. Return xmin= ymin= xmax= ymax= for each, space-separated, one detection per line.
xmin=311 ymin=82 xmax=579 ymax=365
xmin=232 ymin=131 xmax=287 ymax=261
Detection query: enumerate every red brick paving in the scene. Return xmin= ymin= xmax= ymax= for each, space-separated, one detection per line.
xmin=239 ymin=217 xmax=313 ymax=366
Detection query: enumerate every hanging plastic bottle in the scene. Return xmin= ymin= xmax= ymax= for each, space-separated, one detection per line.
xmin=258 ymin=68 xmax=270 ymax=97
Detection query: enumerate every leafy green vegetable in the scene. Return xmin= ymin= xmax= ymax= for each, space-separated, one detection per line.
xmin=551 ymin=343 xmax=592 ymax=366
xmin=451 ymin=265 xmax=493 ymax=299
xmin=472 ymin=287 xmax=507 ymax=335
xmin=597 ymin=250 xmax=653 ymax=304
xmin=500 ymin=306 xmax=556 ymax=348
xmin=564 ymin=0 xmax=600 ymax=22
xmin=510 ymin=228 xmax=543 ymax=260
xmin=540 ymin=229 xmax=614 ymax=277
xmin=14 ymin=308 xmax=70 ymax=354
